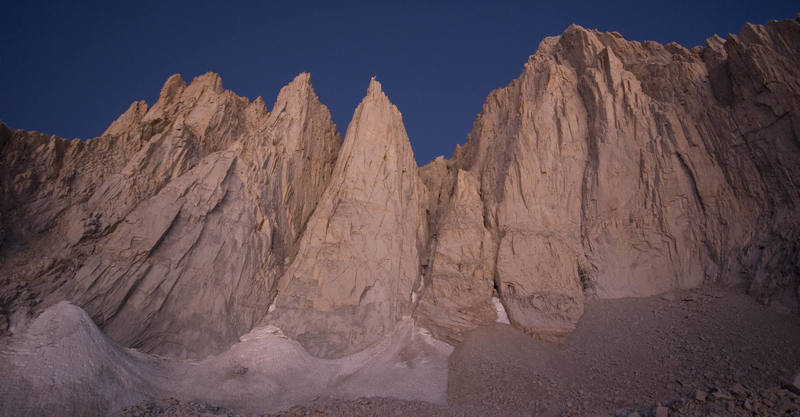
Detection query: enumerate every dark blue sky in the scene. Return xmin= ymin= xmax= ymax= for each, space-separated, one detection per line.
xmin=1 ymin=1 xmax=796 ymax=164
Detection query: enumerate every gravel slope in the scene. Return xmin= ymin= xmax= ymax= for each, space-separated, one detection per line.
xmin=122 ymin=285 xmax=800 ymax=416
xmin=446 ymin=285 xmax=800 ymax=416
xmin=8 ymin=285 xmax=800 ymax=417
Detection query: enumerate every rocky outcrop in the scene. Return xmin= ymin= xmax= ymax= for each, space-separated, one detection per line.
xmin=267 ymin=79 xmax=427 ymax=358
xmin=416 ymin=16 xmax=800 ymax=341
xmin=416 ymin=169 xmax=497 ymax=344
xmin=1 ymin=16 xmax=799 ymax=358
xmin=0 ymin=73 xmax=341 ymax=358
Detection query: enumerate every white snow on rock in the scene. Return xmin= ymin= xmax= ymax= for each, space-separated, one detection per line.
xmin=0 ymin=302 xmax=453 ymax=417
xmin=493 ymin=297 xmax=511 ymax=324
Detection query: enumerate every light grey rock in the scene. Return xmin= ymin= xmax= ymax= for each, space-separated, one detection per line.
xmin=711 ymin=388 xmax=735 ymax=401
xmin=415 ymin=169 xmax=497 ymax=344
xmin=2 ymin=16 xmax=799 ymax=359
xmin=695 ymin=390 xmax=708 ymax=402
xmin=267 ymin=78 xmax=427 ymax=358
xmin=730 ymin=383 xmax=748 ymax=399
xmin=0 ymin=72 xmax=341 ymax=358
xmin=423 ymin=16 xmax=800 ymax=338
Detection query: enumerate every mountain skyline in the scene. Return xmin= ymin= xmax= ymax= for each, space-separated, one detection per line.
xmin=1 ymin=0 xmax=797 ymax=164
xmin=2 ymin=12 xmax=799 ymax=416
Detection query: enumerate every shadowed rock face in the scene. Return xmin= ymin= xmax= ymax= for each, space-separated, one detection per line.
xmin=0 ymin=73 xmax=342 ymax=358
xmin=1 ymin=17 xmax=799 ymax=358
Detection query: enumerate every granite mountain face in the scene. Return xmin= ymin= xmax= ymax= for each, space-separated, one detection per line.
xmin=1 ymin=73 xmax=342 ymax=358
xmin=266 ymin=78 xmax=428 ymax=358
xmin=1 ymin=17 xmax=799 ymax=359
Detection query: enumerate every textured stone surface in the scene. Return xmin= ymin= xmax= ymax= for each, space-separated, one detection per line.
xmin=2 ymin=17 xmax=800 ymax=357
xmin=416 ymin=169 xmax=497 ymax=344
xmin=267 ymin=78 xmax=427 ymax=358
xmin=417 ymin=16 xmax=800 ymax=339
xmin=0 ymin=73 xmax=341 ymax=358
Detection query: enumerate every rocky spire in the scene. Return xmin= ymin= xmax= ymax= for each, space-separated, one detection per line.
xmin=103 ymin=100 xmax=148 ymax=137
xmin=267 ymin=77 xmax=426 ymax=358
xmin=1 ymin=16 xmax=799 ymax=362
xmin=0 ymin=72 xmax=341 ymax=359
xmin=424 ymin=14 xmax=800 ymax=342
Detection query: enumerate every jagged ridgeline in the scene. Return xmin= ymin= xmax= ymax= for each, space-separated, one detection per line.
xmin=1 ymin=17 xmax=799 ymax=359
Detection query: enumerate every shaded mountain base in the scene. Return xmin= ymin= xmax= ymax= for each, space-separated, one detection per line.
xmin=0 ymin=304 xmax=451 ymax=417
xmin=112 ymin=285 xmax=800 ymax=417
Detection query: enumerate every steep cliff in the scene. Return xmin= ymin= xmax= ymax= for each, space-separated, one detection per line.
xmin=267 ymin=79 xmax=427 ymax=358
xmin=0 ymin=73 xmax=341 ymax=358
xmin=417 ymin=16 xmax=800 ymax=340
xmin=1 ymin=16 xmax=798 ymax=359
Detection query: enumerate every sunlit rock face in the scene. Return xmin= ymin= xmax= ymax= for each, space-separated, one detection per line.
xmin=1 ymin=16 xmax=799 ymax=358
xmin=267 ymin=78 xmax=428 ymax=358
xmin=418 ymin=16 xmax=800 ymax=341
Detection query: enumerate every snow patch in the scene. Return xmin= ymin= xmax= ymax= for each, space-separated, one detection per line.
xmin=0 ymin=303 xmax=453 ymax=417
xmin=493 ymin=296 xmax=511 ymax=324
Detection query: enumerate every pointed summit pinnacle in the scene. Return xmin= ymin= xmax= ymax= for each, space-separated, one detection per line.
xmin=367 ymin=76 xmax=383 ymax=97
xmin=282 ymin=72 xmax=312 ymax=94
xmin=353 ymin=76 xmax=403 ymax=123
xmin=158 ymin=74 xmax=187 ymax=101
xmin=292 ymin=72 xmax=311 ymax=86
xmin=273 ymin=72 xmax=318 ymax=115
xmin=268 ymin=74 xmax=422 ymax=359
xmin=188 ymin=72 xmax=224 ymax=93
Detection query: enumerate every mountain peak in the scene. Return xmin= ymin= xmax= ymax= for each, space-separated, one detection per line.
xmin=3 ymin=17 xmax=800 ymax=401
xmin=278 ymin=73 xmax=313 ymax=98
xmin=103 ymin=100 xmax=148 ymax=137
xmin=272 ymin=73 xmax=322 ymax=116
xmin=367 ymin=76 xmax=383 ymax=97
xmin=268 ymin=74 xmax=423 ymax=359
xmin=290 ymin=72 xmax=312 ymax=87
xmin=158 ymin=74 xmax=187 ymax=101
xmin=187 ymin=72 xmax=224 ymax=93
xmin=357 ymin=76 xmax=400 ymax=120
xmin=564 ymin=23 xmax=589 ymax=34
